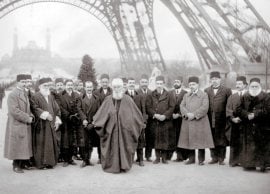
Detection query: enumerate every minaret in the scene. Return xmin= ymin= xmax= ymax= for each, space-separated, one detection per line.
xmin=13 ymin=28 xmax=18 ymax=55
xmin=46 ymin=28 xmax=51 ymax=56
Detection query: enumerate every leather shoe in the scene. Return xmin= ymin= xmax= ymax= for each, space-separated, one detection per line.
xmin=185 ymin=160 xmax=195 ymax=165
xmin=13 ymin=166 xmax=24 ymax=173
xmin=139 ymin=161 xmax=145 ymax=166
xmin=80 ymin=161 xmax=88 ymax=168
xmin=162 ymin=159 xmax=168 ymax=164
xmin=63 ymin=162 xmax=69 ymax=167
xmin=208 ymin=159 xmax=218 ymax=164
xmin=199 ymin=161 xmax=204 ymax=166
xmin=146 ymin=158 xmax=152 ymax=162
xmin=174 ymin=158 xmax=183 ymax=162
xmin=153 ymin=159 xmax=160 ymax=164
xmin=219 ymin=161 xmax=225 ymax=165
xmin=69 ymin=160 xmax=77 ymax=165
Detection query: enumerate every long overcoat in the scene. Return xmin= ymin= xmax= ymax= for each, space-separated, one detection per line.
xmin=146 ymin=89 xmax=175 ymax=150
xmin=204 ymin=86 xmax=232 ymax=146
xmin=4 ymin=87 xmax=33 ymax=160
xmin=178 ymin=90 xmax=214 ymax=149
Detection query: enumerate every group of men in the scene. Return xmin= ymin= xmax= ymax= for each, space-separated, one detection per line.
xmin=3 ymin=71 xmax=270 ymax=174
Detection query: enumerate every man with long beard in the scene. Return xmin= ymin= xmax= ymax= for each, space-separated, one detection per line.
xmin=31 ymin=78 xmax=62 ymax=169
xmin=236 ymin=78 xmax=270 ymax=172
xmin=92 ymin=78 xmax=145 ymax=173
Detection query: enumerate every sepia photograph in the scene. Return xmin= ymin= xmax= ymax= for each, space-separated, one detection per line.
xmin=0 ymin=0 xmax=269 ymax=193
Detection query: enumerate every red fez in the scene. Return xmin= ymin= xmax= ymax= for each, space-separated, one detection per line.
xmin=210 ymin=71 xmax=221 ymax=79
xmin=156 ymin=75 xmax=165 ymax=82
xmin=236 ymin=76 xmax=247 ymax=84
xmin=141 ymin=74 xmax=149 ymax=80
xmin=250 ymin=77 xmax=260 ymax=84
xmin=17 ymin=74 xmax=31 ymax=82
xmin=188 ymin=76 xmax=199 ymax=83
xmin=100 ymin=74 xmax=109 ymax=80
xmin=55 ymin=78 xmax=64 ymax=84
xmin=38 ymin=77 xmax=51 ymax=86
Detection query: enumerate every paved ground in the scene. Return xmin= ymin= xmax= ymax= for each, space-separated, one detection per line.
xmin=0 ymin=91 xmax=269 ymax=194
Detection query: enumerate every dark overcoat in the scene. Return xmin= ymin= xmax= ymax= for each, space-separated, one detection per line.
xmin=77 ymin=94 xmax=100 ymax=147
xmin=204 ymin=86 xmax=232 ymax=146
xmin=31 ymin=92 xmax=60 ymax=168
xmin=146 ymin=89 xmax=176 ymax=150
xmin=236 ymin=92 xmax=270 ymax=167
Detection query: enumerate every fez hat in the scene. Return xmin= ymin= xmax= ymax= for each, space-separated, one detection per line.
xmin=175 ymin=76 xmax=183 ymax=82
xmin=100 ymin=74 xmax=109 ymax=80
xmin=188 ymin=76 xmax=199 ymax=84
xmin=55 ymin=78 xmax=64 ymax=84
xmin=38 ymin=77 xmax=51 ymax=86
xmin=140 ymin=74 xmax=149 ymax=80
xmin=64 ymin=79 xmax=73 ymax=85
xmin=121 ymin=77 xmax=128 ymax=83
xmin=236 ymin=76 xmax=247 ymax=84
xmin=250 ymin=77 xmax=260 ymax=84
xmin=17 ymin=74 xmax=32 ymax=82
xmin=210 ymin=71 xmax=221 ymax=79
xmin=156 ymin=75 xmax=165 ymax=82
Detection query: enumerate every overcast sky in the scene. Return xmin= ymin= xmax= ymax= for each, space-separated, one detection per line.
xmin=0 ymin=0 xmax=269 ymax=61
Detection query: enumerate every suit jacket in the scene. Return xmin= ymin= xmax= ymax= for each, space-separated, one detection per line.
xmin=93 ymin=87 xmax=112 ymax=105
xmin=204 ymin=85 xmax=232 ymax=146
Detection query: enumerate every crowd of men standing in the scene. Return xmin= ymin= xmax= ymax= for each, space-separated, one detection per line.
xmin=3 ymin=71 xmax=270 ymax=174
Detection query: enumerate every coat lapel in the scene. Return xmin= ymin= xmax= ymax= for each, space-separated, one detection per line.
xmin=159 ymin=90 xmax=168 ymax=102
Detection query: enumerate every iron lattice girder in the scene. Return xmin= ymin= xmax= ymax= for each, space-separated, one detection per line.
xmin=0 ymin=0 xmax=166 ymax=72
xmin=201 ymin=0 xmax=270 ymax=63
xmin=161 ymin=0 xmax=232 ymax=71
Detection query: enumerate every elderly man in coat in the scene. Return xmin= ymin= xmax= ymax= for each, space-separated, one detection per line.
xmin=4 ymin=74 xmax=34 ymax=173
xmin=92 ymin=78 xmax=145 ymax=173
xmin=178 ymin=76 xmax=214 ymax=165
xmin=146 ymin=75 xmax=176 ymax=164
xmin=205 ymin=71 xmax=232 ymax=165
xmin=236 ymin=78 xmax=270 ymax=172
xmin=31 ymin=78 xmax=62 ymax=169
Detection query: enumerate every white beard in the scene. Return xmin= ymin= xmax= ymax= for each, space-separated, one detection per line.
xmin=40 ymin=88 xmax=50 ymax=97
xmin=249 ymin=88 xmax=262 ymax=97
xmin=112 ymin=91 xmax=123 ymax=100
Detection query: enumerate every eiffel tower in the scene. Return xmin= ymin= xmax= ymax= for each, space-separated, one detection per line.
xmin=0 ymin=0 xmax=269 ymax=74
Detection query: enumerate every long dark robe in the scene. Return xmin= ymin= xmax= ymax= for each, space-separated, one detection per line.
xmin=32 ymin=92 xmax=60 ymax=168
xmin=236 ymin=92 xmax=270 ymax=168
xmin=93 ymin=94 xmax=145 ymax=173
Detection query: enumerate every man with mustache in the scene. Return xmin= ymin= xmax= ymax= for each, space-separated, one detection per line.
xmin=137 ymin=74 xmax=152 ymax=162
xmin=226 ymin=76 xmax=247 ymax=167
xmin=59 ymin=79 xmax=80 ymax=167
xmin=93 ymin=78 xmax=145 ymax=173
xmin=236 ymin=78 xmax=270 ymax=172
xmin=178 ymin=76 xmax=214 ymax=165
xmin=168 ymin=76 xmax=188 ymax=162
xmin=205 ymin=71 xmax=232 ymax=165
xmin=146 ymin=75 xmax=176 ymax=164
xmin=4 ymin=74 xmax=34 ymax=173
xmin=77 ymin=81 xmax=100 ymax=168
xmin=31 ymin=77 xmax=62 ymax=169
